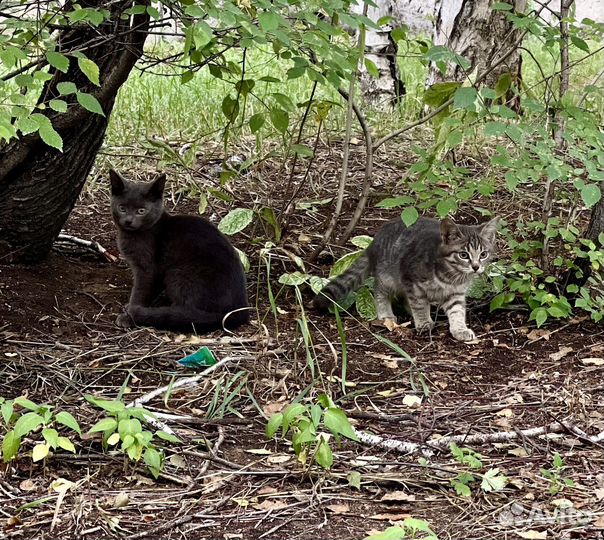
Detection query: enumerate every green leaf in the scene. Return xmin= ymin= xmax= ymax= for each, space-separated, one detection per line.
xmin=492 ymin=2 xmax=513 ymax=10
xmin=57 ymin=82 xmax=77 ymax=95
xmin=436 ymin=198 xmax=457 ymax=218
xmin=376 ymin=196 xmax=415 ymax=209
xmin=453 ymin=87 xmax=478 ymax=110
xmin=218 ymin=208 xmax=254 ymax=235
xmin=323 ymin=407 xmax=359 ymax=441
xmin=266 ymin=413 xmax=283 ymax=439
xmin=350 ymin=235 xmax=373 ymax=249
xmin=581 ymin=184 xmax=601 ymax=208
xmin=424 ymin=82 xmax=460 ymax=107
xmin=2 ymin=431 xmax=21 ymax=462
xmin=249 ymin=113 xmax=265 ymax=134
xmin=88 ymin=417 xmax=118 ymax=434
xmin=481 ymin=468 xmax=508 ymax=492
xmin=530 ymin=307 xmax=548 ymax=328
xmin=144 ymin=447 xmax=162 ymax=478
xmin=269 ymin=108 xmax=289 ymax=134
xmin=42 ymin=428 xmax=59 ymax=448
xmin=571 ymin=35 xmax=589 ymax=52
xmin=258 ymin=11 xmax=279 ymax=32
xmin=155 ymin=431 xmax=182 ymax=444
xmin=364 ymin=58 xmax=380 ymax=78
xmin=46 ymin=51 xmax=69 ymax=73
xmin=55 ymin=411 xmax=81 ymax=435
xmin=38 ymin=124 xmax=63 ymax=151
xmin=314 ymin=438 xmax=333 ymax=469
xmin=57 ymin=436 xmax=76 ymax=453
xmin=32 ymin=443 xmax=50 ymax=462
xmin=553 ymin=452 xmax=564 ymax=468
xmin=278 ymin=272 xmax=309 ymax=286
xmin=192 ymin=20 xmax=214 ymax=49
xmin=330 ymin=251 xmax=363 ymax=278
xmin=494 ymin=73 xmax=512 ymax=97
xmin=85 ymin=397 xmax=125 ymax=413
xmin=401 ymin=207 xmax=419 ymax=227
xmin=14 ymin=397 xmax=40 ymax=411
xmin=76 ymin=92 xmax=104 ymax=116
xmin=14 ymin=412 xmax=45 ymax=438
xmin=282 ymin=403 xmax=307 ymax=434
xmin=484 ymin=121 xmax=506 ymax=136
xmin=1 ymin=400 xmax=14 ymax=425
xmin=355 ymin=287 xmax=376 ymax=320
xmin=221 ymin=95 xmax=239 ymax=122
xmin=291 ymin=144 xmax=314 ymax=158
xmin=453 ymin=481 xmax=472 ymax=497
xmin=49 ymin=99 xmax=68 ymax=113
xmin=77 ymin=57 xmax=100 ymax=86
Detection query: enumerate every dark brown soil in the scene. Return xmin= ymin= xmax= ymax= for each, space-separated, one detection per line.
xmin=1 ymin=145 xmax=603 ymax=540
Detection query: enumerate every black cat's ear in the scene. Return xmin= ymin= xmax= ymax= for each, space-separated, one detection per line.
xmin=148 ymin=173 xmax=166 ymax=200
xmin=109 ymin=169 xmax=125 ymax=195
xmin=480 ymin=216 xmax=500 ymax=241
xmin=440 ymin=218 xmax=461 ymax=244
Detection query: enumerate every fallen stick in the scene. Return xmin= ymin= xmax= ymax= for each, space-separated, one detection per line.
xmin=355 ymin=421 xmax=604 ymax=455
xmin=56 ymin=233 xmax=119 ymax=263
xmin=127 ymin=355 xmax=247 ymax=409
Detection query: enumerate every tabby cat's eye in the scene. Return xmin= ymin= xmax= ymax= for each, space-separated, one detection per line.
xmin=459 ymin=251 xmax=470 ymax=259
xmin=136 ymin=208 xmax=147 ymax=215
xmin=480 ymin=250 xmax=489 ymax=259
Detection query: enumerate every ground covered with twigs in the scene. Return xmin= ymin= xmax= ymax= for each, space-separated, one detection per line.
xmin=1 ymin=142 xmax=603 ymax=539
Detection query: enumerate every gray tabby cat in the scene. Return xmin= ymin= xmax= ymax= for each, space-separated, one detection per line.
xmin=313 ymin=217 xmax=499 ymax=342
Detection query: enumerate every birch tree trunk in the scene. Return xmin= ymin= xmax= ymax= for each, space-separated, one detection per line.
xmin=429 ymin=0 xmax=527 ymax=89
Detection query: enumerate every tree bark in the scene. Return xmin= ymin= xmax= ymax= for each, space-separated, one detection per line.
xmin=0 ymin=1 xmax=149 ymax=263
xmin=429 ymin=0 xmax=527 ymax=89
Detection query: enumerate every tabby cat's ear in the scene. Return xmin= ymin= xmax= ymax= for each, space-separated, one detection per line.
xmin=109 ymin=169 xmax=125 ymax=195
xmin=148 ymin=173 xmax=167 ymax=199
xmin=480 ymin=217 xmax=500 ymax=241
xmin=440 ymin=218 xmax=462 ymax=244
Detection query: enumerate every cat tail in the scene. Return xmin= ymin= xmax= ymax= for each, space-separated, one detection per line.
xmin=128 ymin=305 xmax=249 ymax=331
xmin=312 ymin=252 xmax=371 ymax=312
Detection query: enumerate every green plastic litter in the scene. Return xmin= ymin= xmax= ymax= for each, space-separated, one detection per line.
xmin=178 ymin=346 xmax=217 ymax=368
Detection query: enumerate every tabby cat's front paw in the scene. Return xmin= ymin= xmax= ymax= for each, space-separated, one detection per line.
xmin=451 ymin=327 xmax=476 ymax=342
xmin=415 ymin=320 xmax=435 ymax=334
xmin=115 ymin=312 xmax=134 ymax=329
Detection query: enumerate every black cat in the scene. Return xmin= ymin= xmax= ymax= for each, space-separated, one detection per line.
xmin=110 ymin=169 xmax=249 ymax=331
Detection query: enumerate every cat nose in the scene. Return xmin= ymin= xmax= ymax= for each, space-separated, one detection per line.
xmin=124 ymin=218 xmax=133 ymax=227
xmin=472 ymin=263 xmax=480 ymax=272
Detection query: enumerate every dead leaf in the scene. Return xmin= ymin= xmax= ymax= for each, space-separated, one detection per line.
xmin=508 ymin=447 xmax=529 ymax=457
xmin=581 ymin=357 xmax=604 ymax=366
xmin=252 ymin=499 xmax=288 ymax=511
xmin=263 ymin=401 xmax=285 ymax=415
xmin=527 ymin=329 xmax=551 ymax=341
xmin=325 ymin=504 xmax=350 ymax=514
xmin=549 ymin=346 xmax=573 ymax=361
xmin=380 ymin=491 xmax=416 ymax=503
xmin=245 ymin=448 xmax=272 ymax=455
xmin=169 ymin=454 xmax=187 ymax=469
xmin=369 ymin=512 xmax=412 ymax=521
xmin=496 ymin=408 xmax=514 ymax=417
xmin=402 ymin=395 xmax=422 ymax=408
xmin=298 ymin=233 xmax=311 ymax=244
xmin=257 ymin=486 xmax=278 ymax=496
xmin=518 ymin=531 xmax=547 ymax=539
xmin=594 ymin=488 xmax=604 ymax=500
xmin=5 ymin=516 xmax=22 ymax=530
xmin=594 ymin=515 xmax=604 ymax=528
xmin=383 ymin=359 xmax=399 ymax=370
xmin=267 ymin=454 xmax=291 ymax=464
xmin=112 ymin=492 xmax=129 ymax=508
xmin=19 ymin=479 xmax=36 ymax=492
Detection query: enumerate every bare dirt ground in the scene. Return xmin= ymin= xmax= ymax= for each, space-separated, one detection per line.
xmin=1 ymin=144 xmax=603 ymax=539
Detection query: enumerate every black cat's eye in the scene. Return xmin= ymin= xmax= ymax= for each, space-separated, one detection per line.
xmin=118 ymin=205 xmax=126 ymax=212
xmin=458 ymin=251 xmax=470 ymax=260
xmin=480 ymin=250 xmax=489 ymax=259
xmin=136 ymin=208 xmax=147 ymax=215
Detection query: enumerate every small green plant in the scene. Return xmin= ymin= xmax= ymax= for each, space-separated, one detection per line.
xmin=266 ymin=394 xmax=358 ymax=470
xmin=449 ymin=443 xmax=508 ymax=497
xmin=1 ymin=396 xmax=81 ymax=463
xmin=363 ymin=518 xmax=439 ymax=540
xmin=540 ymin=452 xmax=576 ymax=494
xmin=86 ymin=396 xmax=181 ymax=479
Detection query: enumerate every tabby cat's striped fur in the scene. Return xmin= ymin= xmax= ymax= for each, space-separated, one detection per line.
xmin=313 ymin=217 xmax=499 ymax=341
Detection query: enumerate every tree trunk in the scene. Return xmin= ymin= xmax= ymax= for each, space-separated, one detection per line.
xmin=429 ymin=0 xmax=527 ymax=89
xmin=352 ymin=0 xmax=406 ymax=110
xmin=0 ymin=1 xmax=149 ymax=263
